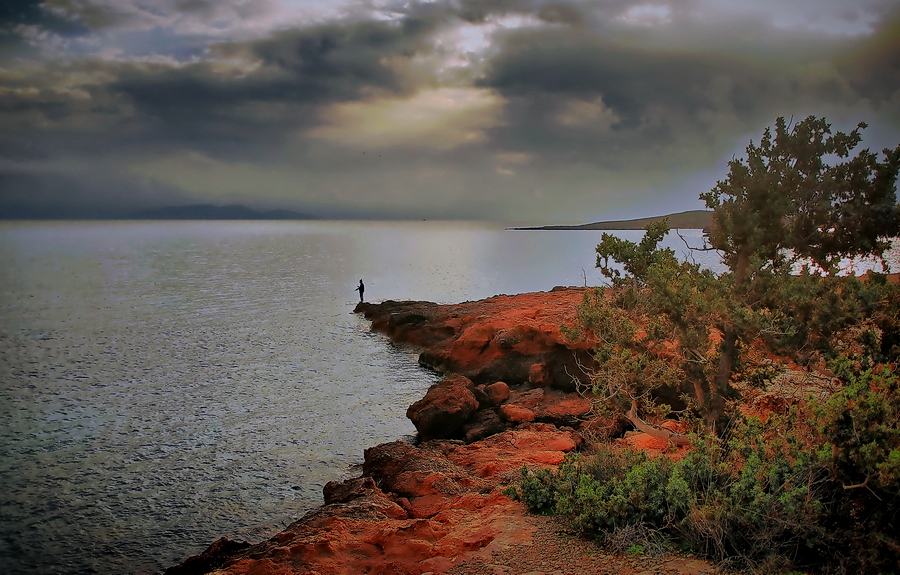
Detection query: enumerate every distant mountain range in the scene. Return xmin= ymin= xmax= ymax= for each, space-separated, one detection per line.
xmin=513 ymin=209 xmax=713 ymax=230
xmin=127 ymin=204 xmax=316 ymax=220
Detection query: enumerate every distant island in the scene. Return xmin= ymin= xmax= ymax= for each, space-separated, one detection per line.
xmin=512 ymin=209 xmax=713 ymax=230
xmin=126 ymin=204 xmax=316 ymax=220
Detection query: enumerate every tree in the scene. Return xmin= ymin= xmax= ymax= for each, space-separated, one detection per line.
xmin=588 ymin=220 xmax=732 ymax=428
xmin=700 ymin=116 xmax=900 ymax=410
xmin=702 ymin=116 xmax=900 ymax=278
xmin=585 ymin=116 xmax=900 ymax=429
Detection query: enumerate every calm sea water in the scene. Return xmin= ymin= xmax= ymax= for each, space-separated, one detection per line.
xmin=0 ymin=220 xmax=664 ymax=575
xmin=0 ymin=220 xmax=890 ymax=575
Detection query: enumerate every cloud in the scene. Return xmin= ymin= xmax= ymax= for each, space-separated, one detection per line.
xmin=473 ymin=10 xmax=897 ymax=177
xmin=835 ymin=16 xmax=900 ymax=111
xmin=1 ymin=0 xmax=899 ymax=222
xmin=40 ymin=0 xmax=280 ymax=35
xmin=309 ymin=87 xmax=503 ymax=149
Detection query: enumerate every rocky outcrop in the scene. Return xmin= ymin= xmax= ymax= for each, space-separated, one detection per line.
xmin=166 ymin=289 xmax=699 ymax=575
xmin=404 ymin=374 xmax=594 ymax=441
xmin=355 ymin=287 xmax=595 ymax=391
xmin=406 ymin=375 xmax=480 ymax=440
xmin=460 ymin=409 xmax=506 ymax=443
xmin=360 ymin=289 xmax=602 ymax=443
xmin=473 ymin=381 xmax=510 ymax=408
xmin=358 ymin=289 xmax=698 ymax=448
xmin=503 ymin=387 xmax=593 ymax=427
xmin=164 ymin=537 xmax=251 ymax=575
xmin=166 ymin=425 xmax=582 ymax=575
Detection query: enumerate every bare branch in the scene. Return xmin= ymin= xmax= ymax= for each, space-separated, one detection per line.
xmin=675 ymin=228 xmax=716 ymax=253
xmin=625 ymin=399 xmax=691 ymax=446
xmin=842 ymin=475 xmax=883 ymax=501
xmin=842 ymin=475 xmax=870 ymax=490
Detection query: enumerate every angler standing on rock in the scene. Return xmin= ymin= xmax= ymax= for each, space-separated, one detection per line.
xmin=355 ymin=279 xmax=365 ymax=302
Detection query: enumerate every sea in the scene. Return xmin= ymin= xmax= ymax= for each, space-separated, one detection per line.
xmin=0 ymin=220 xmax=889 ymax=574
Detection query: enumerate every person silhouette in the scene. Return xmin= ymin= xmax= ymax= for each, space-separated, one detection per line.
xmin=355 ymin=279 xmax=365 ymax=302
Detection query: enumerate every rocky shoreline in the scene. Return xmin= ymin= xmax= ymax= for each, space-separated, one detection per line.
xmin=165 ymin=288 xmax=708 ymax=575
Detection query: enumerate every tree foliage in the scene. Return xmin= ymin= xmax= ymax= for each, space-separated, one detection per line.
xmin=580 ymin=116 xmax=900 ymax=428
xmin=702 ymin=116 xmax=900 ymax=277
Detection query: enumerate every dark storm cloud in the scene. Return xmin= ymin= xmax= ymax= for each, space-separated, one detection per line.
xmin=0 ymin=60 xmax=134 ymax=162
xmin=0 ymin=0 xmax=87 ymax=33
xmin=474 ymin=18 xmax=893 ymax=169
xmin=442 ymin=0 xmax=589 ymax=25
xmin=0 ymin=0 xmax=88 ymax=56
xmin=0 ymin=12 xmax=445 ymax=168
xmin=836 ymin=17 xmax=900 ymax=106
xmin=536 ymin=3 xmax=585 ymax=26
xmin=105 ymin=16 xmax=442 ymax=158
xmin=249 ymin=18 xmax=436 ymax=96
xmin=480 ymin=32 xmax=755 ymax=126
xmin=455 ymin=0 xmax=530 ymax=23
xmin=2 ymin=0 xmax=900 ymax=221
xmin=0 ymin=0 xmax=45 ymax=27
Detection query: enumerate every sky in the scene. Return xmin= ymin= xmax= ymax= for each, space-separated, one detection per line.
xmin=1 ymin=0 xmax=899 ymax=223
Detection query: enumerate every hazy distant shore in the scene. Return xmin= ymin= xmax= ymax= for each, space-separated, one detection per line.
xmin=0 ymin=203 xmax=317 ymax=220
xmin=511 ymin=209 xmax=713 ymax=231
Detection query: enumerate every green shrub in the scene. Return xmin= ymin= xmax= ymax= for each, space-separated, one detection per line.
xmin=516 ymin=465 xmax=558 ymax=514
xmin=812 ymin=361 xmax=900 ymax=573
xmin=513 ymin=378 xmax=900 ymax=573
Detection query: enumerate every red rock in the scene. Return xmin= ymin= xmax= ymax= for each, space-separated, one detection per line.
xmin=532 ymin=392 xmax=592 ymax=425
xmin=502 ymin=387 xmax=593 ymax=428
xmin=499 ymin=404 xmax=536 ymax=423
xmin=460 ymin=409 xmax=507 ymax=443
xmin=323 ymin=476 xmax=379 ymax=505
xmin=363 ymin=440 xmax=486 ymax=508
xmin=406 ymin=375 xmax=479 ymax=440
xmin=163 ymin=537 xmax=251 ymax=575
xmin=356 ymin=289 xmax=596 ymax=390
xmin=441 ymin=425 xmax=581 ymax=478
xmin=617 ymin=431 xmax=690 ymax=461
xmin=473 ymin=381 xmax=510 ymax=408
xmin=506 ymin=387 xmax=545 ymax=408
xmin=528 ymin=362 xmax=552 ymax=386
xmin=169 ymin=427 xmax=582 ymax=575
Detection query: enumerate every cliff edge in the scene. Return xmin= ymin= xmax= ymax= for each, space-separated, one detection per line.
xmin=165 ymin=289 xmax=711 ymax=575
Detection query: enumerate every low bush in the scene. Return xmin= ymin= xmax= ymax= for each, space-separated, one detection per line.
xmin=508 ymin=360 xmax=900 ymax=573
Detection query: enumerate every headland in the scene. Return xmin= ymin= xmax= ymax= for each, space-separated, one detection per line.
xmin=165 ymin=288 xmax=713 ymax=575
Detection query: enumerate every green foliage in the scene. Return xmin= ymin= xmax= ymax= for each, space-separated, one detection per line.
xmin=812 ymin=362 xmax=900 ymax=572
xmin=553 ymin=115 xmax=900 ymax=569
xmin=625 ymin=544 xmax=645 ymax=558
xmin=515 ymin=465 xmax=558 ymax=514
xmin=595 ymin=219 xmax=673 ymax=288
xmin=755 ymin=272 xmax=900 ymax=368
xmin=702 ymin=116 xmax=900 ymax=276
xmin=578 ymin=116 xmax=900 ymax=427
xmin=569 ymin=287 xmax=683 ymax=417
xmin=583 ymin=222 xmax=734 ymax=423
xmin=515 ymin=422 xmax=827 ymax=570
xmin=514 ymin=360 xmax=900 ymax=572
